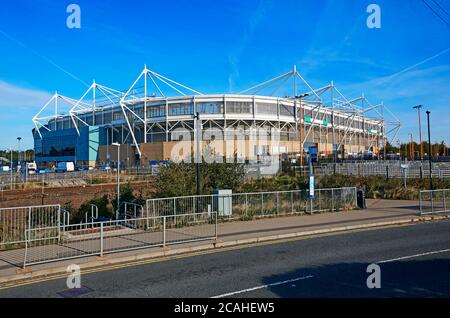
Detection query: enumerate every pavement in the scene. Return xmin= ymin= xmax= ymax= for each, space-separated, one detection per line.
xmin=1 ymin=218 xmax=449 ymax=297
xmin=0 ymin=198 xmax=448 ymax=289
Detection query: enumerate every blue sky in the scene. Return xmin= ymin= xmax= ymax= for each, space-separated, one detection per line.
xmin=0 ymin=0 xmax=449 ymax=149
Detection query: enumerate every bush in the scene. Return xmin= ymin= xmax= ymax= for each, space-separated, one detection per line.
xmin=317 ymin=175 xmax=450 ymax=200
xmin=239 ymin=175 xmax=307 ymax=192
xmin=112 ymin=183 xmax=144 ymax=211
xmin=77 ymin=195 xmax=113 ymax=223
xmin=153 ymin=162 xmax=244 ymax=197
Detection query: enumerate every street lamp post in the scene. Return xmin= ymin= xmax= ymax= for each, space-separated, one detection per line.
xmin=106 ymin=124 xmax=112 ymax=168
xmin=17 ymin=137 xmax=22 ymax=162
xmin=426 ymin=111 xmax=433 ymax=190
xmin=409 ymin=133 xmax=414 ymax=161
xmin=112 ymin=142 xmax=121 ymax=218
xmin=193 ymin=112 xmax=201 ymax=196
xmin=17 ymin=137 xmax=22 ymax=167
xmin=9 ymin=148 xmax=13 ymax=189
xmin=413 ymin=105 xmax=423 ymax=161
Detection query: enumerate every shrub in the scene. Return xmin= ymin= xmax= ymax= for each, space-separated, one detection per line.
xmin=153 ymin=162 xmax=244 ymax=197
xmin=77 ymin=195 xmax=113 ymax=223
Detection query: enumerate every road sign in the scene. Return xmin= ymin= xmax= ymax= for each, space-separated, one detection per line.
xmin=310 ymin=146 xmax=318 ymax=162
xmin=309 ymin=175 xmax=315 ymax=198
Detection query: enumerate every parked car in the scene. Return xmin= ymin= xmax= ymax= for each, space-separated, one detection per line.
xmin=96 ymin=165 xmax=111 ymax=171
xmin=76 ymin=165 xmax=94 ymax=171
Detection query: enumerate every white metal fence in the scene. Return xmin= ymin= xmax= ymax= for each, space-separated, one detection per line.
xmin=0 ymin=171 xmax=154 ymax=192
xmin=419 ymin=189 xmax=450 ymax=215
xmin=22 ymin=212 xmax=217 ymax=267
xmin=0 ymin=205 xmax=60 ymax=247
xmin=315 ymin=162 xmax=450 ymax=179
xmin=146 ymin=187 xmax=357 ymax=220
xmin=0 ymin=187 xmax=357 ymax=268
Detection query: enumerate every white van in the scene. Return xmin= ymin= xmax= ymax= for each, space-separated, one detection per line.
xmin=26 ymin=162 xmax=37 ymax=175
xmin=0 ymin=166 xmax=10 ymax=172
xmin=55 ymin=162 xmax=75 ymax=173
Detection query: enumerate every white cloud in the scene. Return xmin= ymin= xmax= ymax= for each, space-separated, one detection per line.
xmin=0 ymin=81 xmax=52 ymax=149
xmin=0 ymin=80 xmax=51 ymax=110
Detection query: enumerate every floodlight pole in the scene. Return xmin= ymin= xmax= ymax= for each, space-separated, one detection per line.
xmin=296 ymin=93 xmax=309 ymax=171
xmin=413 ymin=105 xmax=423 ymax=161
xmin=299 ymin=95 xmax=303 ymax=168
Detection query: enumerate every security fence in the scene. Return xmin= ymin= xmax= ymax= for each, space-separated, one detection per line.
xmin=419 ymin=189 xmax=450 ymax=215
xmin=121 ymin=202 xmax=145 ymax=220
xmin=0 ymin=205 xmax=60 ymax=248
xmin=146 ymin=187 xmax=357 ymax=220
xmin=0 ymin=171 xmax=154 ymax=191
xmin=0 ymin=187 xmax=357 ymax=268
xmin=22 ymin=211 xmax=217 ymax=267
xmin=313 ymin=161 xmax=450 ymax=179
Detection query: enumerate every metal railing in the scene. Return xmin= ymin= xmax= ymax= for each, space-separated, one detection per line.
xmin=1 ymin=186 xmax=357 ymax=267
xmin=0 ymin=205 xmax=60 ymax=247
xmin=122 ymin=202 xmax=144 ymax=219
xmin=419 ymin=189 xmax=450 ymax=215
xmin=314 ymin=162 xmax=450 ymax=179
xmin=22 ymin=211 xmax=217 ymax=267
xmin=0 ymin=171 xmax=154 ymax=192
xmin=146 ymin=187 xmax=357 ymax=221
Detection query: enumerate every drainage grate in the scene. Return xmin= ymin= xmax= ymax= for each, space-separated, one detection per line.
xmin=57 ymin=286 xmax=94 ymax=298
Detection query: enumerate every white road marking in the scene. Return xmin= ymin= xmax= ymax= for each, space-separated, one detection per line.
xmin=210 ymin=275 xmax=314 ymax=298
xmin=377 ymin=248 xmax=450 ymax=264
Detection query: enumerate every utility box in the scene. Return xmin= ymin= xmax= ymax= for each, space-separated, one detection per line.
xmin=213 ymin=189 xmax=233 ymax=217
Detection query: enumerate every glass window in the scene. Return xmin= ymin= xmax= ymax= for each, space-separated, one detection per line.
xmin=148 ymin=104 xmax=166 ymax=118
xmin=256 ymin=102 xmax=277 ymax=115
xmin=95 ymin=112 xmax=103 ymax=126
xmin=36 ymin=135 xmax=77 ymax=158
xmin=226 ymin=101 xmax=252 ymax=114
xmin=104 ymin=111 xmax=112 ymax=124
xmin=113 ymin=111 xmax=123 ymax=121
xmin=279 ymin=103 xmax=294 ymax=116
xmin=132 ymin=106 xmax=144 ymax=119
xmin=168 ymin=103 xmax=193 ymax=116
xmin=197 ymin=102 xmax=223 ymax=114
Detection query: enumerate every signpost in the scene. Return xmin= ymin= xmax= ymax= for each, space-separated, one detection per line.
xmin=401 ymin=164 xmax=409 ymax=188
xmin=308 ymin=153 xmax=314 ymax=214
xmin=309 ymin=174 xmax=315 ymax=199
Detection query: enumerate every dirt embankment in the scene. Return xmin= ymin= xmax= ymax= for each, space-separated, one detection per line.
xmin=0 ymin=180 xmax=155 ymax=209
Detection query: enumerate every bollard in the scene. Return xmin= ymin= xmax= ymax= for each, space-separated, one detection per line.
xmin=100 ymin=222 xmax=104 ymax=257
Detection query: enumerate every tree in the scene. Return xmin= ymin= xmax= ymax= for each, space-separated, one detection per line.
xmin=112 ymin=183 xmax=143 ymax=211
xmin=381 ymin=141 xmax=398 ymax=154
xmin=154 ymin=162 xmax=196 ymax=197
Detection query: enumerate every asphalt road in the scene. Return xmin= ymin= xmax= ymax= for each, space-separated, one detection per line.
xmin=1 ymin=220 xmax=450 ymax=298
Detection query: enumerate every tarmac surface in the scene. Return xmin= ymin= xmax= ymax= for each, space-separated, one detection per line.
xmin=1 ymin=218 xmax=449 ymax=297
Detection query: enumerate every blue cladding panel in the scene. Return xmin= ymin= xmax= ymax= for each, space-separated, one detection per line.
xmin=34 ymin=126 xmax=107 ymax=163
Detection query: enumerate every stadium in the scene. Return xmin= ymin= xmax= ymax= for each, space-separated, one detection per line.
xmin=32 ymin=65 xmax=401 ymax=168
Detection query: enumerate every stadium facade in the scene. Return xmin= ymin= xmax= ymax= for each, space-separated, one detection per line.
xmin=32 ymin=66 xmax=401 ymax=168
